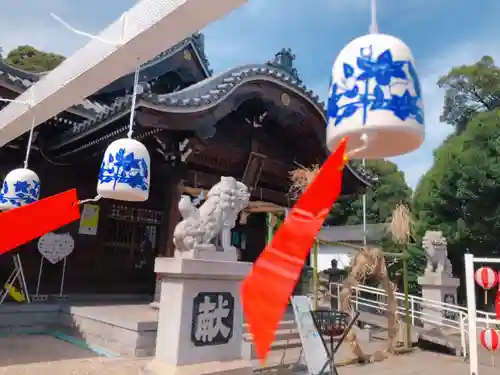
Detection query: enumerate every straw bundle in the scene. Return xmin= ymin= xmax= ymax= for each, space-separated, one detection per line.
xmin=288 ymin=164 xmax=320 ymax=199
xmin=389 ymin=204 xmax=412 ymax=245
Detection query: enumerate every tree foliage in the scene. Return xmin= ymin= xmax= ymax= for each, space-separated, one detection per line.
xmin=327 ymin=159 xmax=412 ymax=226
xmin=438 ymin=56 xmax=500 ymax=134
xmin=2 ymin=45 xmax=65 ymax=73
xmin=385 ymin=242 xmax=426 ymax=294
xmin=413 ymin=110 xmax=500 ymax=274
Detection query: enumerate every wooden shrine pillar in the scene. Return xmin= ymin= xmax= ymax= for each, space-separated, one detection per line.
xmin=159 ymin=177 xmax=182 ymax=258
xmin=152 ymin=165 xmax=182 ymax=307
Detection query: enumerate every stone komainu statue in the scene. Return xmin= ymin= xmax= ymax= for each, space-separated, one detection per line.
xmin=173 ymin=177 xmax=250 ymax=252
xmin=422 ymin=230 xmax=453 ymax=277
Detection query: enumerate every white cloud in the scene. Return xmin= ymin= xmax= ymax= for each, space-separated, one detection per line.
xmin=392 ymin=37 xmax=500 ymax=189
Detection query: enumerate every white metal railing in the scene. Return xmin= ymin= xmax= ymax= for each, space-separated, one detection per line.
xmin=328 ymin=282 xmax=498 ymax=358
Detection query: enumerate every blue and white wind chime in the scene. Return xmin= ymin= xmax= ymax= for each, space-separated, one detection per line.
xmin=326 ymin=0 xmax=424 ymax=159
xmin=0 ymin=0 xmax=425 ymax=301
xmin=0 ymin=13 xmax=151 ymax=303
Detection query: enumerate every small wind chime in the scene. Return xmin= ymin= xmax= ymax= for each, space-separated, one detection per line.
xmin=31 ymin=66 xmax=150 ymax=300
xmin=0 ymin=13 xmax=152 ymax=301
xmin=96 ymin=66 xmax=151 ymax=202
xmin=243 ymin=0 xmax=426 ymax=362
xmin=0 ymin=91 xmax=39 ymax=304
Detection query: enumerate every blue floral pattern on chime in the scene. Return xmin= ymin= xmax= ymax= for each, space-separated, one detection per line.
xmin=96 ymin=66 xmax=151 ymax=203
xmin=96 ymin=138 xmax=151 ymax=202
xmin=326 ymin=33 xmax=425 ymax=159
xmin=98 ymin=148 xmax=149 ymax=191
xmin=0 ymin=179 xmax=40 ymax=207
xmin=328 ymin=46 xmax=423 ymax=127
xmin=0 ymin=168 xmax=41 ymax=211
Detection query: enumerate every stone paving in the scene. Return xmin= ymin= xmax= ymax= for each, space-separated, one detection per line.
xmin=0 ymin=335 xmax=498 ymax=375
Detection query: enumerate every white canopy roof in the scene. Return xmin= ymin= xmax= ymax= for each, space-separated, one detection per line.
xmin=0 ymin=0 xmax=247 ymax=148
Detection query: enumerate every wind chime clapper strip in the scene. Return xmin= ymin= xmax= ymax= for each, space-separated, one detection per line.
xmin=0 ymin=189 xmax=80 ymax=256
xmin=241 ymin=138 xmax=348 ymax=362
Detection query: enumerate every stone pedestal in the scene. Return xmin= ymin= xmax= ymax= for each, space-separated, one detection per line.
xmin=143 ymin=252 xmax=253 ymax=375
xmin=417 ymin=273 xmax=460 ymax=329
xmin=149 ymin=278 xmax=161 ymax=309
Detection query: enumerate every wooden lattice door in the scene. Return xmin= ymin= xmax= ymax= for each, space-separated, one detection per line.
xmin=99 ymin=203 xmax=163 ymax=294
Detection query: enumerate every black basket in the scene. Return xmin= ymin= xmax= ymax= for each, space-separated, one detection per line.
xmin=311 ymin=308 xmax=351 ymax=338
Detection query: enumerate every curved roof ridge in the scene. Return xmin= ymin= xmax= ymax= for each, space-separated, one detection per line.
xmin=0 ymin=60 xmax=47 ymax=82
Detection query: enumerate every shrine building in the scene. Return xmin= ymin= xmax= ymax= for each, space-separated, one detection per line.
xmin=0 ymin=34 xmax=375 ymax=296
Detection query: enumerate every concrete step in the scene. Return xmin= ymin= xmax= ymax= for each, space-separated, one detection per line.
xmin=252 ymin=346 xmax=304 ymax=371
xmin=243 ymin=316 xmax=301 ymax=360
xmin=243 ymin=327 xmax=300 ymax=342
xmin=243 ymin=319 xmax=297 ymax=332
xmin=244 ymin=338 xmax=303 ymax=360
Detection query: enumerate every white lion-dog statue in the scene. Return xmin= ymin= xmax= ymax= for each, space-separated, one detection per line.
xmin=173 ymin=177 xmax=250 ymax=256
xmin=422 ymin=230 xmax=453 ymax=277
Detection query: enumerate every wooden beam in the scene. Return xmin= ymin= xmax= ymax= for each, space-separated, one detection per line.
xmin=182 ymin=170 xmax=290 ymax=207
xmin=182 ymin=185 xmax=286 ymax=212
xmin=157 ymin=165 xmax=183 ymax=257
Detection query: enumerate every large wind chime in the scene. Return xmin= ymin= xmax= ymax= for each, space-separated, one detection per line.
xmin=0 ymin=65 xmax=149 ymax=302
xmin=242 ymin=0 xmax=425 ymax=362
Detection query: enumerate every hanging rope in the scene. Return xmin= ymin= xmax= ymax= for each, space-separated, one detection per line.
xmin=50 ymin=13 xmax=125 ymax=46
xmin=127 ymin=67 xmax=140 ymax=139
xmin=78 ymin=195 xmax=102 ymax=205
xmin=48 ymin=12 xmax=137 ymax=207
xmin=23 ymin=90 xmax=36 ymax=169
xmin=369 ymin=0 xmax=379 ymax=34
xmin=346 ymin=133 xmax=370 ymax=158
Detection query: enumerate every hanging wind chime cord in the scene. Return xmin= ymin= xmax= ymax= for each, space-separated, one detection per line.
xmin=77 ymin=68 xmax=138 ymax=203
xmin=350 ymin=0 xmax=379 ymax=153
xmin=23 ymin=90 xmax=36 ymax=169
xmin=127 ymin=67 xmax=140 ymax=139
xmin=369 ymin=0 xmax=379 ymax=34
xmin=78 ymin=195 xmax=102 ymax=205
xmin=347 ymin=133 xmax=370 ymax=158
xmin=50 ymin=13 xmax=124 ymax=46
xmin=49 ymin=12 xmax=130 ymax=207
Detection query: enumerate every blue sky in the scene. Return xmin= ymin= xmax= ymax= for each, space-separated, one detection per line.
xmin=1 ymin=0 xmax=500 ymax=188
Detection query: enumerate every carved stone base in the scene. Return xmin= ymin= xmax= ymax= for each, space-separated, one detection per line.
xmin=150 ymin=257 xmax=252 ymax=372
xmin=418 ymin=273 xmax=460 ymax=330
xmin=142 ymin=359 xmax=253 ymax=375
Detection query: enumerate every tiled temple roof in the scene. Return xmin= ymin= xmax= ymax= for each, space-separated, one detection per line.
xmin=92 ymin=33 xmax=211 ymax=97
xmin=0 ymin=33 xmax=211 ymax=119
xmin=0 ymin=59 xmax=106 ymax=118
xmin=55 ymin=48 xmax=377 ymax=186
xmin=66 ymin=49 xmax=324 ymax=137
xmin=0 ymin=44 xmax=376 ymax=186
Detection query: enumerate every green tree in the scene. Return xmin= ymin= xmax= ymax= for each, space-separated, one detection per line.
xmin=438 ymin=56 xmax=500 ymax=134
xmin=327 ymin=159 xmax=412 ymax=226
xmin=413 ymin=110 xmax=500 ymax=302
xmin=2 ymin=45 xmax=65 ymax=73
xmin=413 ymin=110 xmax=500 ymax=256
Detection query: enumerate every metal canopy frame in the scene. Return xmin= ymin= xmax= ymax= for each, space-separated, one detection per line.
xmin=0 ymin=0 xmax=247 ymax=148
